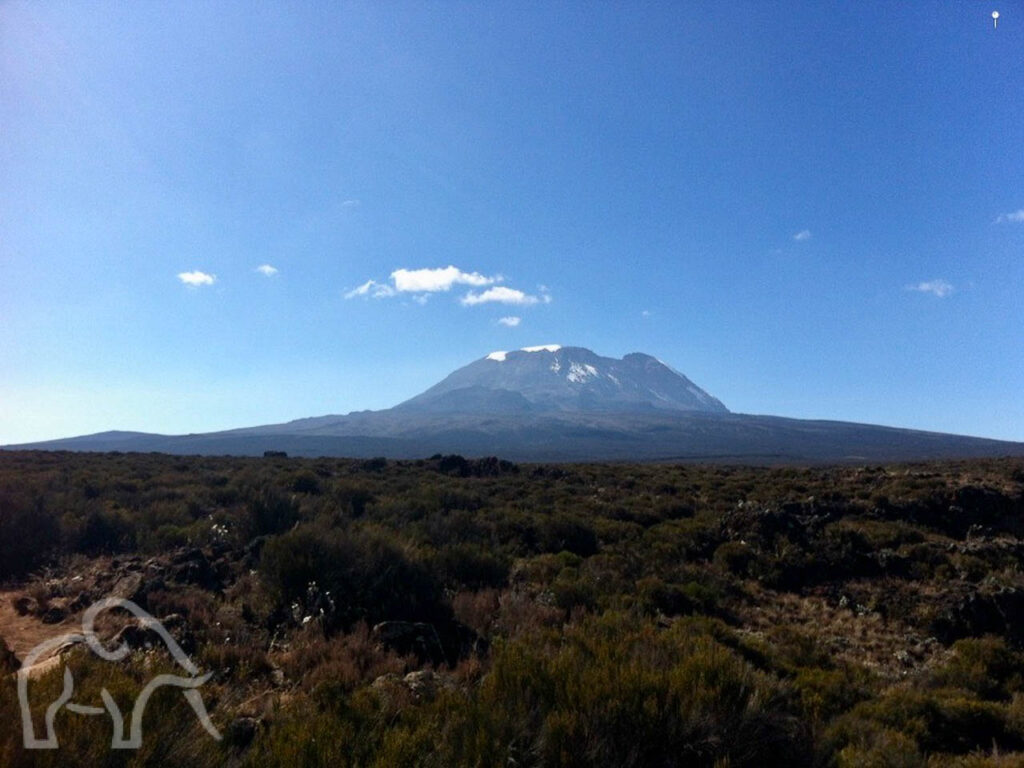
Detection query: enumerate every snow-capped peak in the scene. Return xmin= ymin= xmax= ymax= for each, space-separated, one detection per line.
xmin=521 ymin=344 xmax=562 ymax=353
xmin=409 ymin=345 xmax=729 ymax=414
xmin=487 ymin=344 xmax=562 ymax=362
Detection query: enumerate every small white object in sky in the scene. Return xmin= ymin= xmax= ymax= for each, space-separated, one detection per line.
xmin=992 ymin=11 xmax=999 ymax=29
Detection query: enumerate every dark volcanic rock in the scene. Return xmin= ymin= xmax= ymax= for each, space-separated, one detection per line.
xmin=12 ymin=595 xmax=35 ymax=616
xmin=372 ymin=621 xmax=447 ymax=666
xmin=932 ymin=587 xmax=1024 ymax=645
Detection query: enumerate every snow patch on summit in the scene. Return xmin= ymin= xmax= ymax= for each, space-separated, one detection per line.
xmin=487 ymin=344 xmax=562 ymax=362
xmin=567 ymin=362 xmax=598 ymax=383
xmin=522 ymin=344 xmax=562 ymax=353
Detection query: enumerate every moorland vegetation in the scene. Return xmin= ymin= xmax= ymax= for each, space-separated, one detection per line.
xmin=1 ymin=450 xmax=1024 ymax=766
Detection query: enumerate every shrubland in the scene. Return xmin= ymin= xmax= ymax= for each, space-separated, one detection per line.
xmin=1 ymin=450 xmax=1023 ymax=765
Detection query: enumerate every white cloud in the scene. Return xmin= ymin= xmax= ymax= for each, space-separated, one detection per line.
xmin=346 ymin=266 xmax=547 ymax=309
xmin=344 ymin=279 xmax=395 ymax=299
xmin=907 ymin=279 xmax=954 ymax=298
xmin=391 ymin=266 xmax=498 ymax=293
xmin=641 ymin=310 xmax=652 ymax=317
xmin=995 ymin=209 xmax=1024 ymax=223
xmin=177 ymin=270 xmax=216 ymax=286
xmin=498 ymin=316 xmax=521 ymax=327
xmin=460 ymin=286 xmax=541 ymax=306
xmin=793 ymin=229 xmax=812 ymax=241
xmin=256 ymin=264 xmax=278 ymax=277
xmin=341 ymin=199 xmax=361 ymax=208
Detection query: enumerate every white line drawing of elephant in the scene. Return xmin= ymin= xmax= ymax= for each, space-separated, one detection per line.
xmin=18 ymin=597 xmax=222 ymax=749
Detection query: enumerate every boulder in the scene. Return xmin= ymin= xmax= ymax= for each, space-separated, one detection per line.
xmin=932 ymin=586 xmax=1024 ymax=645
xmin=371 ymin=620 xmax=487 ymax=666
xmin=11 ymin=595 xmax=36 ymax=616
xmin=110 ymin=572 xmax=146 ymax=602
xmin=40 ymin=606 xmax=67 ymax=625
xmin=371 ymin=621 xmax=447 ymax=666
xmin=169 ymin=549 xmax=218 ymax=589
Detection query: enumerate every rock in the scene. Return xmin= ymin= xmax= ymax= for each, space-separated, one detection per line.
xmin=932 ymin=586 xmax=1024 ymax=645
xmin=402 ymin=669 xmax=455 ymax=701
xmin=110 ymin=573 xmax=145 ymax=602
xmin=0 ymin=636 xmax=20 ymax=673
xmin=12 ymin=595 xmax=36 ymax=616
xmin=171 ymin=547 xmax=205 ymax=566
xmin=371 ymin=670 xmax=454 ymax=703
xmin=111 ymin=622 xmax=163 ymax=651
xmin=109 ymin=615 xmax=195 ymax=655
xmin=160 ymin=613 xmax=186 ymax=631
xmin=371 ymin=620 xmax=487 ymax=667
xmin=170 ymin=558 xmax=218 ymax=590
xmin=371 ymin=672 xmax=402 ymax=694
xmin=371 ymin=621 xmax=447 ymax=666
xmin=67 ymin=591 xmax=94 ymax=614
xmin=40 ymin=606 xmax=67 ymax=624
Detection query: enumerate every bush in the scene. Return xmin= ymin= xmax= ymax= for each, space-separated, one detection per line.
xmin=0 ymin=491 xmax=58 ymax=579
xmin=259 ymin=522 xmax=447 ymax=630
xmin=431 ymin=543 xmax=509 ymax=590
xmin=537 ymin=514 xmax=598 ymax=557
xmin=244 ymin=485 xmax=300 ymax=538
xmin=934 ymin=637 xmax=1024 ymax=700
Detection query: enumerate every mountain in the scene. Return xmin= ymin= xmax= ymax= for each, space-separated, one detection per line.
xmin=395 ymin=345 xmax=728 ymax=414
xmin=5 ymin=346 xmax=1024 ymax=463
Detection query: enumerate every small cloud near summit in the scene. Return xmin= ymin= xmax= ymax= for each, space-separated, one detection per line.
xmin=498 ymin=316 xmax=521 ymax=327
xmin=907 ymin=279 xmax=954 ymax=298
xmin=256 ymin=264 xmax=278 ymax=277
xmin=178 ymin=270 xmax=216 ymax=286
xmin=793 ymin=229 xmax=812 ymax=242
xmin=461 ymin=287 xmax=540 ymax=306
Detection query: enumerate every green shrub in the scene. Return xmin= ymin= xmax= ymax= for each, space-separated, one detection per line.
xmin=0 ymin=491 xmax=58 ymax=579
xmin=259 ymin=522 xmax=447 ymax=630
xmin=934 ymin=637 xmax=1024 ymax=700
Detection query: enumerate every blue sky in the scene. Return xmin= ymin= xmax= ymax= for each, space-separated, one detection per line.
xmin=1 ymin=1 xmax=1022 ymax=444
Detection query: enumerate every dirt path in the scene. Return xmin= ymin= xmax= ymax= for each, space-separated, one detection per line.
xmin=0 ymin=590 xmax=81 ymax=670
